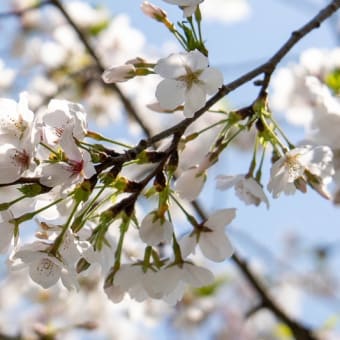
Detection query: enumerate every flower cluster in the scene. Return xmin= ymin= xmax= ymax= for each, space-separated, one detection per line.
xmin=0 ymin=4 xmax=339 ymax=339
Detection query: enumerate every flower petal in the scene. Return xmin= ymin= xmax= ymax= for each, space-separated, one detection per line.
xmin=156 ymin=79 xmax=185 ymax=110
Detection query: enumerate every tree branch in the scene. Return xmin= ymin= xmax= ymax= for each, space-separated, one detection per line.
xmin=13 ymin=1 xmax=340 ymax=339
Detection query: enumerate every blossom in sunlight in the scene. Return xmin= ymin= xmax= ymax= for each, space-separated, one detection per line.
xmin=0 ymin=92 xmax=34 ymax=143
xmin=139 ymin=211 xmax=173 ymax=246
xmin=162 ymin=0 xmax=203 ymax=17
xmin=112 ymin=261 xmax=214 ymax=304
xmin=267 ymin=145 xmax=334 ymax=198
xmin=0 ymin=142 xmax=35 ymax=184
xmin=154 ymin=50 xmax=223 ymax=118
xmin=180 ymin=209 xmax=235 ymax=262
xmin=12 ymin=242 xmax=79 ymax=290
xmin=0 ymin=93 xmax=38 ymax=184
xmin=39 ymin=126 xmax=96 ymax=188
xmin=216 ymin=174 xmax=269 ymax=208
xmin=38 ymin=98 xmax=88 ymax=145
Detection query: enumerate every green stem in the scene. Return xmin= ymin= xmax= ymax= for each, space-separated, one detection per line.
xmin=0 ymin=195 xmax=26 ymax=211
xmin=170 ymin=193 xmax=197 ymax=227
xmin=51 ymin=200 xmax=81 ymax=254
xmin=12 ymin=198 xmax=64 ymax=225
xmin=72 ymin=186 xmax=106 ymax=232
xmin=40 ymin=142 xmax=59 ymax=156
xmin=247 ymin=136 xmax=259 ymax=176
xmin=260 ymin=115 xmax=287 ymax=152
xmin=269 ymin=116 xmax=295 ymax=149
xmin=255 ymin=145 xmax=266 ymax=182
xmin=86 ymin=131 xmax=133 ymax=149
xmin=195 ymin=119 xmax=228 ymax=136
xmin=112 ymin=217 xmax=130 ymax=271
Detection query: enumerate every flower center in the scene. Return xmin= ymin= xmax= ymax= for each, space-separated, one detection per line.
xmin=285 ymin=155 xmax=303 ymax=181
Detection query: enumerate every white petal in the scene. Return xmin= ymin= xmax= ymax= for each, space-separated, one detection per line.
xmin=182 ymin=263 xmax=215 ymax=287
xmin=183 ymin=84 xmax=206 ymax=118
xmin=205 ymin=208 xmax=236 ymax=230
xmin=199 ymin=232 xmax=234 ymax=262
xmin=29 ymin=257 xmax=61 ymax=288
xmin=175 ymin=167 xmax=206 ymax=201
xmin=216 ymin=174 xmax=240 ymax=191
xmin=156 ymin=79 xmax=185 ymax=110
xmin=179 ymin=233 xmax=197 ymax=258
xmin=139 ymin=213 xmax=173 ymax=246
xmin=186 ymin=50 xmax=209 ymax=71
xmin=199 ymin=67 xmax=223 ymax=94
xmin=154 ymin=53 xmax=187 ymax=78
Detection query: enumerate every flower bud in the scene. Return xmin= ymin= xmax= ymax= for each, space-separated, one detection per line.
xmin=102 ymin=64 xmax=136 ymax=83
xmin=141 ymin=1 xmax=168 ymax=22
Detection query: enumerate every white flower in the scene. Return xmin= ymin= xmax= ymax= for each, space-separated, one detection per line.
xmin=38 ymin=98 xmax=87 ymax=145
xmin=113 ymin=261 xmax=214 ymax=304
xmin=139 ymin=211 xmax=173 ymax=246
xmin=114 ymin=264 xmax=155 ymax=302
xmin=12 ymin=242 xmax=79 ymax=290
xmin=163 ymin=0 xmax=203 ymax=17
xmin=39 ymin=126 xmax=96 ymax=188
xmin=0 ymin=143 xmax=32 ymax=184
xmin=216 ymin=174 xmax=269 ymax=208
xmin=0 ymin=94 xmax=38 ymax=179
xmin=175 ymin=166 xmax=206 ymax=201
xmin=180 ymin=209 xmax=235 ymax=262
xmin=0 ymin=92 xmax=34 ymax=143
xmin=268 ymin=145 xmax=334 ymax=198
xmin=154 ymin=50 xmax=223 ymax=118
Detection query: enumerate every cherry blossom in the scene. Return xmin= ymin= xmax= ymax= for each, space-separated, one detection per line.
xmin=12 ymin=242 xmax=79 ymax=290
xmin=0 ymin=92 xmax=34 ymax=143
xmin=39 ymin=126 xmax=96 ymax=188
xmin=38 ymin=98 xmax=88 ymax=146
xmin=180 ymin=209 xmax=235 ymax=262
xmin=154 ymin=50 xmax=223 ymax=118
xmin=267 ymin=145 xmax=334 ymax=198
